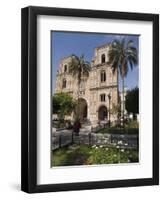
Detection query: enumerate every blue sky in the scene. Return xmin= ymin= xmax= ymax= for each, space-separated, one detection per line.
xmin=51 ymin=31 xmax=139 ymax=94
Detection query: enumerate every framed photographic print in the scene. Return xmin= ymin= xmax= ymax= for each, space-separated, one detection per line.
xmin=21 ymin=6 xmax=159 ymax=193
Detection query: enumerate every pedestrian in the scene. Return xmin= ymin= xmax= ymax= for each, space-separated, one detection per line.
xmin=73 ymin=119 xmax=81 ymax=136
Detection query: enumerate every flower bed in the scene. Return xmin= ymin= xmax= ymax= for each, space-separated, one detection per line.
xmin=52 ymin=145 xmax=139 ymax=166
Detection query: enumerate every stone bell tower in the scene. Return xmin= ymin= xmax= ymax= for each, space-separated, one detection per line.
xmin=55 ymin=43 xmax=119 ymax=125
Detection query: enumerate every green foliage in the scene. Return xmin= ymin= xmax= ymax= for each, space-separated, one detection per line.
xmin=111 ymin=103 xmax=121 ymax=118
xmin=125 ymin=87 xmax=139 ymax=115
xmin=108 ymin=39 xmax=138 ymax=126
xmin=96 ymin=126 xmax=138 ymax=135
xmin=108 ymin=39 xmax=138 ymax=78
xmin=125 ymin=120 xmax=139 ymax=129
xmin=69 ymin=54 xmax=91 ymax=84
xmin=52 ymin=145 xmax=139 ymax=166
xmin=52 ymin=93 xmax=77 ymax=119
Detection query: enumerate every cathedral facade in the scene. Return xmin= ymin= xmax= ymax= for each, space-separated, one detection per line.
xmin=55 ymin=43 xmax=119 ymax=125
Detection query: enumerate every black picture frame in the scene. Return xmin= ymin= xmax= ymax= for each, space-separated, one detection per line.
xmin=21 ymin=6 xmax=159 ymax=193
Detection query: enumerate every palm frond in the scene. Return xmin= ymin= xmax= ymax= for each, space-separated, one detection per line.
xmin=127 ymin=54 xmax=138 ymax=65
xmin=69 ymin=54 xmax=91 ymax=79
xmin=109 ymin=38 xmax=138 ymax=77
xmin=121 ymin=38 xmax=126 ymax=49
xmin=127 ymin=40 xmax=134 ymax=47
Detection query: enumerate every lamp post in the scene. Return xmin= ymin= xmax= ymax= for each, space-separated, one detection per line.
xmin=108 ymin=93 xmax=111 ymax=127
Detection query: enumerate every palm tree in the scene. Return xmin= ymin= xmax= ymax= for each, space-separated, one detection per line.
xmin=108 ymin=38 xmax=138 ymax=127
xmin=69 ymin=54 xmax=91 ymax=119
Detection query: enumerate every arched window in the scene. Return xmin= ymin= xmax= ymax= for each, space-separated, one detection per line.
xmin=101 ymin=54 xmax=105 ymax=63
xmin=100 ymin=94 xmax=106 ymax=102
xmin=64 ymin=65 xmax=67 ymax=72
xmin=101 ymin=71 xmax=106 ymax=82
xmin=62 ymin=79 xmax=66 ymax=88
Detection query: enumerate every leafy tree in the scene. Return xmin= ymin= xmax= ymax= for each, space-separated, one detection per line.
xmin=111 ymin=103 xmax=121 ymax=119
xmin=125 ymin=87 xmax=139 ymax=119
xmin=52 ymin=93 xmax=77 ymax=120
xmin=108 ymin=39 xmax=138 ymax=126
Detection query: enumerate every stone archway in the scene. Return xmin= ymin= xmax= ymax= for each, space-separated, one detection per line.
xmin=78 ymin=98 xmax=88 ymax=121
xmin=98 ymin=105 xmax=108 ymax=121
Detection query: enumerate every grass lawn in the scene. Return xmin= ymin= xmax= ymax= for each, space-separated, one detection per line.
xmin=52 ymin=145 xmax=139 ymax=166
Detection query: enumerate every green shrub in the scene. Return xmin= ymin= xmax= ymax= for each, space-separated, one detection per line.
xmin=125 ymin=120 xmax=139 ymax=129
xmin=96 ymin=126 xmax=138 ymax=134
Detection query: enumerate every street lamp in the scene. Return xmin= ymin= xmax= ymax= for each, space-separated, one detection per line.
xmin=108 ymin=93 xmax=111 ymax=127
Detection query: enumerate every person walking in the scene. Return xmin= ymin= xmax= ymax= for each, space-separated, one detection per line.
xmin=73 ymin=119 xmax=81 ymax=136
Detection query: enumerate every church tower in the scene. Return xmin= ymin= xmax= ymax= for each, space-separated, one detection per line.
xmin=55 ymin=43 xmax=119 ymax=125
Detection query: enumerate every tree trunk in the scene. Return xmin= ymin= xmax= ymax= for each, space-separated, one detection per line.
xmin=122 ymin=77 xmax=125 ymax=127
xmin=76 ymin=74 xmax=81 ymax=120
xmin=117 ymin=68 xmax=120 ymax=122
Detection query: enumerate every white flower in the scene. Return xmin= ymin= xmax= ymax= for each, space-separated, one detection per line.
xmin=121 ymin=149 xmax=124 ymax=152
xmin=105 ymin=148 xmax=108 ymax=151
xmin=118 ymin=141 xmax=123 ymax=145
xmin=100 ymin=145 xmax=103 ymax=148
xmin=95 ymin=146 xmax=98 ymax=149
xmin=116 ymin=146 xmax=120 ymax=149
xmin=113 ymin=154 xmax=117 ymax=157
xmin=124 ymin=143 xmax=128 ymax=146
